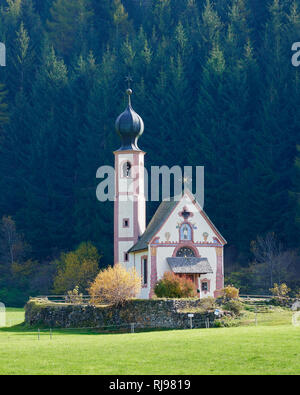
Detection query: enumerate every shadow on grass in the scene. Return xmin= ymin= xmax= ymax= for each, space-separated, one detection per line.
xmin=0 ymin=322 xmax=176 ymax=336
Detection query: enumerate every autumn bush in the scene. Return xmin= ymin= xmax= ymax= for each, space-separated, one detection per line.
xmin=270 ymin=283 xmax=290 ymax=298
xmin=220 ymin=285 xmax=240 ymax=301
xmin=218 ymin=286 xmax=242 ymax=316
xmin=89 ymin=264 xmax=141 ymax=305
xmin=154 ymin=272 xmax=197 ymax=298
xmin=269 ymin=283 xmax=291 ymax=306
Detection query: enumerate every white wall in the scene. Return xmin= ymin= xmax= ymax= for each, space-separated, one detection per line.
xmin=118 ymin=241 xmax=134 ymax=264
xmin=118 ymin=201 xmax=134 ymax=238
xmin=129 ymin=250 xmax=150 ymax=299
xmin=156 ymin=247 xmax=175 ymax=280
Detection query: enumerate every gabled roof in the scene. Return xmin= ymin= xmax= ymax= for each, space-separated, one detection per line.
xmin=184 ymin=189 xmax=227 ymax=245
xmin=128 ymin=199 xmax=178 ymax=253
xmin=167 ymin=257 xmax=213 ymax=274
xmin=128 ymin=189 xmax=227 ymax=254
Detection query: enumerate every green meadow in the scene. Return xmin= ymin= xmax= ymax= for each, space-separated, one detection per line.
xmin=0 ymin=307 xmax=299 ymax=375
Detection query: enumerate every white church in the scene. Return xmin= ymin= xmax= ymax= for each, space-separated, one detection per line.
xmin=114 ymin=89 xmax=226 ymax=299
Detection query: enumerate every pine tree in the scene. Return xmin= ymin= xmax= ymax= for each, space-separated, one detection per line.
xmin=9 ymin=22 xmax=35 ymax=93
xmin=152 ymin=0 xmax=173 ymax=38
xmin=111 ymin=0 xmax=133 ymax=42
xmin=247 ymin=0 xmax=270 ymax=44
xmin=47 ymin=0 xmax=94 ymax=58
xmin=225 ymin=0 xmax=251 ymax=64
xmin=201 ymin=0 xmax=223 ymax=47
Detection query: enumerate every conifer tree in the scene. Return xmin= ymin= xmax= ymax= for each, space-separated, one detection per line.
xmin=9 ymin=22 xmax=35 ymax=93
xmin=201 ymin=0 xmax=223 ymax=47
xmin=111 ymin=0 xmax=133 ymax=42
xmin=47 ymin=0 xmax=93 ymax=58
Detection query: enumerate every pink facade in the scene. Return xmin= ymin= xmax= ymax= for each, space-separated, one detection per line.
xmin=149 ymin=248 xmax=157 ymax=298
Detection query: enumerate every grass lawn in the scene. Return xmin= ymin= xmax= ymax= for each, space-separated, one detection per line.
xmin=0 ymin=307 xmax=300 ymax=375
xmin=4 ymin=308 xmax=25 ymax=327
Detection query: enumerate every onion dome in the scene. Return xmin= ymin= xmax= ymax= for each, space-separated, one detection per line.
xmin=115 ymin=89 xmax=144 ymax=151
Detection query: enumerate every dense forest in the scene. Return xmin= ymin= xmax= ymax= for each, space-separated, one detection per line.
xmin=0 ymin=0 xmax=300 ymax=305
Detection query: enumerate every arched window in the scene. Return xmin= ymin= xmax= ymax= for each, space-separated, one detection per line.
xmin=180 ymin=223 xmax=192 ymax=241
xmin=141 ymin=256 xmax=148 ymax=287
xmin=122 ymin=161 xmax=132 ymax=178
xmin=176 ymin=247 xmax=195 ymax=258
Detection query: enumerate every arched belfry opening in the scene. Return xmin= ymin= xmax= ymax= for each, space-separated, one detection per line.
xmin=123 ymin=161 xmax=132 ymax=178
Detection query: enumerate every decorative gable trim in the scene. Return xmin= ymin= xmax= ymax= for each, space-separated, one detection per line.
xmin=184 ymin=189 xmax=227 ymax=246
xmin=149 ymin=191 xmax=227 ymax=247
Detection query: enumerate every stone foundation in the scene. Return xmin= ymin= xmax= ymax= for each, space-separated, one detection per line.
xmin=25 ymin=298 xmax=216 ymax=329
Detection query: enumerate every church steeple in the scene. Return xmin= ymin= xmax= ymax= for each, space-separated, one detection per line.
xmin=115 ymin=89 xmax=144 ymax=151
xmin=113 ymin=88 xmax=146 ymax=265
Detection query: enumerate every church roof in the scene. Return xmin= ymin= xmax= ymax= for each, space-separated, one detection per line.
xmin=128 ymin=189 xmax=227 ymax=254
xmin=167 ymin=257 xmax=213 ymax=274
xmin=128 ymin=199 xmax=178 ymax=253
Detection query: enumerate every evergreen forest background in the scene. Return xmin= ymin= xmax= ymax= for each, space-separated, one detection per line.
xmin=0 ymin=0 xmax=300 ymax=305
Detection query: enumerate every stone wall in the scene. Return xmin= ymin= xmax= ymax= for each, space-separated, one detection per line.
xmin=25 ymin=298 xmax=216 ymax=329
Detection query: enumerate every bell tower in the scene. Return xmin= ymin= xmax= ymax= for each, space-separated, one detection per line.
xmin=114 ymin=89 xmax=146 ymax=265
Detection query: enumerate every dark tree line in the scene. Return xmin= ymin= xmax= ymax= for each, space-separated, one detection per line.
xmin=0 ymin=0 xmax=300 ymax=304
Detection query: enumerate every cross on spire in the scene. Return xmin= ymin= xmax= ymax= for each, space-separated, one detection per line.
xmin=125 ymin=75 xmax=133 ymax=106
xmin=125 ymin=75 xmax=133 ymax=89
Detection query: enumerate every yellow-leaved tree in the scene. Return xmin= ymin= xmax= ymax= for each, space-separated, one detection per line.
xmin=270 ymin=283 xmax=290 ymax=298
xmin=89 ymin=264 xmax=141 ymax=306
xmin=53 ymin=242 xmax=100 ymax=294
